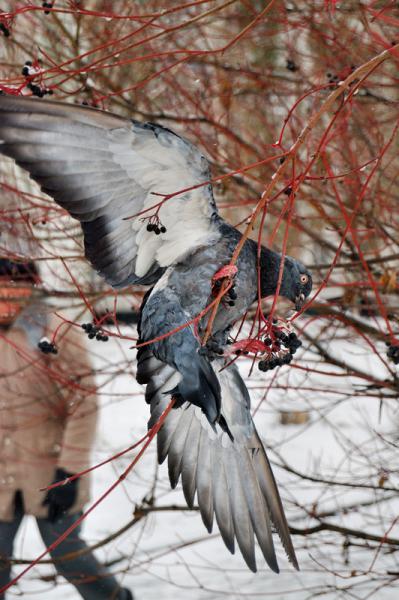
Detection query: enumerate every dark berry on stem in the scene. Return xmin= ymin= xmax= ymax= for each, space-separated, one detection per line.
xmin=38 ymin=339 xmax=57 ymax=354
xmin=43 ymin=1 xmax=53 ymax=14
xmin=387 ymin=344 xmax=399 ymax=365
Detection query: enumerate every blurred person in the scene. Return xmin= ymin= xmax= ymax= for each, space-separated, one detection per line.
xmin=0 ymin=259 xmax=133 ymax=600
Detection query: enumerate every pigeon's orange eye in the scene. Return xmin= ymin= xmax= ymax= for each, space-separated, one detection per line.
xmin=300 ymin=274 xmax=308 ymax=284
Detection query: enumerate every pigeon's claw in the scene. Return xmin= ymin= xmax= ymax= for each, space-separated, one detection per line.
xmin=212 ymin=264 xmax=238 ymax=283
xmin=199 ymin=339 xmax=226 ymax=361
xmin=211 ymin=265 xmax=238 ymax=308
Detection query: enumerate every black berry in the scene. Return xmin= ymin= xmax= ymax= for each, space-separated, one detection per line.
xmin=38 ymin=339 xmax=57 ymax=354
xmin=387 ymin=344 xmax=399 ymax=365
xmin=43 ymin=1 xmax=53 ymax=14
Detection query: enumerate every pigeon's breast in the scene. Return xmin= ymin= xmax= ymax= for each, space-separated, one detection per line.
xmin=166 ymin=236 xmax=258 ymax=335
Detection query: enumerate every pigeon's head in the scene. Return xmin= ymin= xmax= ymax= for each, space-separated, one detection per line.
xmin=260 ymin=249 xmax=312 ymax=311
xmin=279 ymin=256 xmax=312 ymax=311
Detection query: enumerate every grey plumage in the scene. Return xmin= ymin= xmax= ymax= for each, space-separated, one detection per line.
xmin=0 ymin=95 xmax=312 ymax=572
xmin=138 ymin=347 xmax=297 ymax=572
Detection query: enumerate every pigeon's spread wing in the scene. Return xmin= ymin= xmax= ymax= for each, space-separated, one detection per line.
xmin=0 ymin=95 xmax=219 ymax=287
xmin=137 ymin=348 xmax=299 ymax=573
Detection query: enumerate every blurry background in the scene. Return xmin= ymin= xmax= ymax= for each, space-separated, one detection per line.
xmin=0 ymin=1 xmax=399 ymax=598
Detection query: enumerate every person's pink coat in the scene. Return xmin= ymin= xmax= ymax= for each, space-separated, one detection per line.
xmin=0 ymin=313 xmax=98 ymax=521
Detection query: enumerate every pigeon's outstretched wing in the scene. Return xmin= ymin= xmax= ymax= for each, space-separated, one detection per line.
xmin=137 ymin=347 xmax=299 ymax=573
xmin=0 ymin=95 xmax=220 ymax=287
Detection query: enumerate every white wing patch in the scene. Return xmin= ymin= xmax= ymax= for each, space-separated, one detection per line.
xmin=108 ymin=123 xmax=220 ymax=274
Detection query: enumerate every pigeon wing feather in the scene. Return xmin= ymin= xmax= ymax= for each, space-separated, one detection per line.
xmin=0 ymin=95 xmax=219 ymax=287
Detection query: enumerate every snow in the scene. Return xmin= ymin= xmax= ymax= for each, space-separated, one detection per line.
xmin=8 ymin=326 xmax=399 ymax=599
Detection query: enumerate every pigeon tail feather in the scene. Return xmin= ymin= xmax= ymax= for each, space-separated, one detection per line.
xmin=137 ymin=349 xmax=298 ymax=573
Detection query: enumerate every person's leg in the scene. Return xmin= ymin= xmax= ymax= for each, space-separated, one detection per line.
xmin=0 ymin=491 xmax=24 ymax=600
xmin=37 ymin=513 xmax=132 ymax=600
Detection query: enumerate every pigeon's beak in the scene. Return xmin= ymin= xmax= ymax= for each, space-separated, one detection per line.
xmin=294 ymin=293 xmax=305 ymax=312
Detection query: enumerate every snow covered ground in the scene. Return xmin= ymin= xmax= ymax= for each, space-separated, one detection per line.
xmin=9 ymin=325 xmax=399 ymax=599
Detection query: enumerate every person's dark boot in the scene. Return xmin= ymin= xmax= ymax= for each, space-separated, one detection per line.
xmin=121 ymin=589 xmax=134 ymax=600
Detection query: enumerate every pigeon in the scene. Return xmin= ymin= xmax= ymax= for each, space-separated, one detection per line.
xmin=0 ymin=95 xmax=312 ymax=572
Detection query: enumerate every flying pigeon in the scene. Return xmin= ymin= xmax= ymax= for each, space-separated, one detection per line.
xmin=0 ymin=95 xmax=312 ymax=573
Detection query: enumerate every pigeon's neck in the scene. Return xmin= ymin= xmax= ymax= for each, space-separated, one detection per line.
xmin=259 ymin=247 xmax=289 ymax=298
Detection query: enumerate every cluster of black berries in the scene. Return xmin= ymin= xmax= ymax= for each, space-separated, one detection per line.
xmin=21 ymin=61 xmax=53 ymax=98
xmin=258 ymin=330 xmax=302 ymax=373
xmin=278 ymin=330 xmax=302 ymax=353
xmin=42 ymin=1 xmax=53 ymax=14
xmin=327 ymin=73 xmax=339 ymax=84
xmin=326 ymin=72 xmax=341 ymax=89
xmin=38 ymin=338 xmax=58 ymax=355
xmin=81 ymin=322 xmax=109 ymax=342
xmin=386 ymin=343 xmax=399 ymax=365
xmin=258 ymin=354 xmax=292 ymax=371
xmin=146 ymin=221 xmax=166 ymax=235
xmin=0 ymin=22 xmax=10 ymax=37
xmin=27 ymin=81 xmax=53 ymax=98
